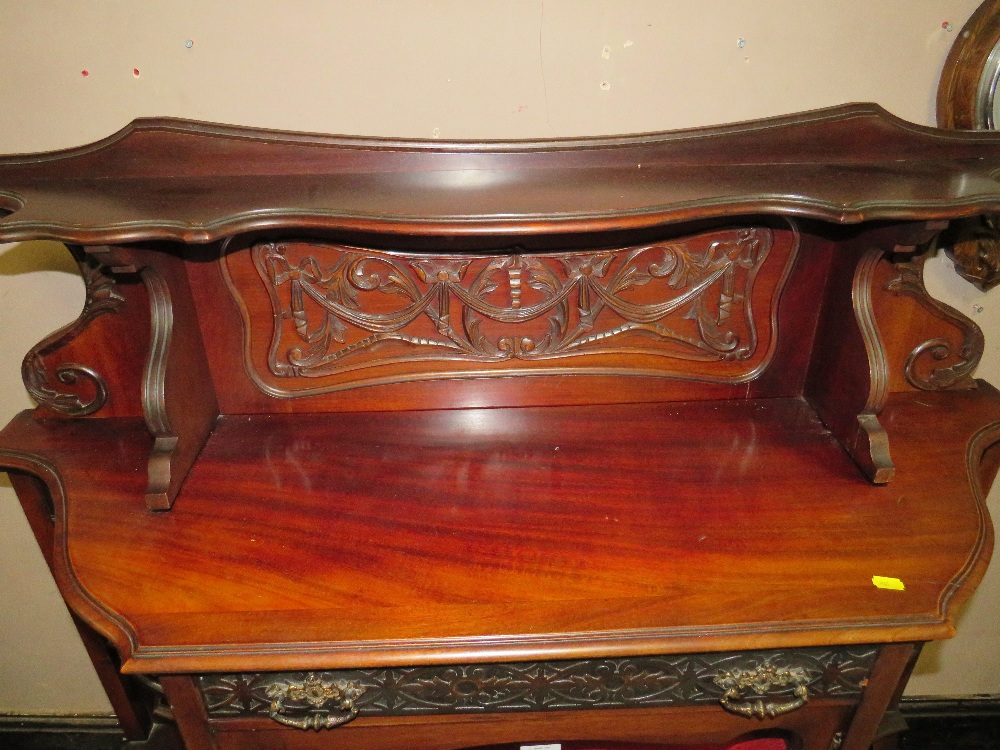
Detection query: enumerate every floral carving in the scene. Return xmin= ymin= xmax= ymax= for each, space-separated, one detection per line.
xmin=251 ymin=229 xmax=774 ymax=380
xmin=200 ymin=646 xmax=876 ymax=719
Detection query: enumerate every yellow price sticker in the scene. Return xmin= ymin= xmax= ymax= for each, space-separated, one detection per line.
xmin=872 ymin=576 xmax=905 ymax=591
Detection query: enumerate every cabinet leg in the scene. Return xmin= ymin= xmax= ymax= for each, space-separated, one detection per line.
xmin=840 ymin=644 xmax=917 ymax=750
xmin=160 ymin=675 xmax=216 ymax=750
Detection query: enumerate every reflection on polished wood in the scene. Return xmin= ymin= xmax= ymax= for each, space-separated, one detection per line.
xmin=1 ymin=106 xmax=1000 ymax=749
xmin=0 ymin=390 xmax=993 ymax=676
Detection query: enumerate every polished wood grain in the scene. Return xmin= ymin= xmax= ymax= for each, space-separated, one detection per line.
xmin=189 ymin=226 xmax=834 ymax=414
xmin=3 ymin=109 xmax=1000 ymax=749
xmin=4 ymin=106 xmax=1000 ymax=247
xmin=6 ymin=471 xmax=155 ymax=741
xmin=0 ymin=387 xmax=994 ymax=675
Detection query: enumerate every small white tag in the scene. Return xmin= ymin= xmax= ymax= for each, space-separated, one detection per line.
xmin=521 ymin=746 xmax=561 ymax=750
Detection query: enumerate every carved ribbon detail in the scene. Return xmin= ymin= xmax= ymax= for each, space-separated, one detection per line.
xmin=252 ymin=229 xmax=773 ymax=379
xmin=22 ymin=250 xmax=125 ymax=416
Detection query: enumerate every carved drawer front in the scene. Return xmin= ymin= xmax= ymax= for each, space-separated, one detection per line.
xmin=222 ymin=224 xmax=799 ymax=397
xmin=199 ymin=646 xmax=875 ymax=730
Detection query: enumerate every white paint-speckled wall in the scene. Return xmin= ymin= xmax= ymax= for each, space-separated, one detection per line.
xmin=0 ymin=0 xmax=996 ymax=713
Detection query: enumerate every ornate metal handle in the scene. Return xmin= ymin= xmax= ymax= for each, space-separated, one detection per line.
xmin=714 ymin=663 xmax=810 ymax=719
xmin=265 ymin=673 xmax=366 ymax=731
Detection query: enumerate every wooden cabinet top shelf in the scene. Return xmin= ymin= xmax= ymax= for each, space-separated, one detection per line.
xmin=2 ymin=388 xmax=994 ymax=675
xmin=4 ymin=104 xmax=1000 ymax=245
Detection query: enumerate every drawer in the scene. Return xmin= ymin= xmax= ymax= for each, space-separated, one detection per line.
xmin=181 ymin=646 xmax=875 ymax=750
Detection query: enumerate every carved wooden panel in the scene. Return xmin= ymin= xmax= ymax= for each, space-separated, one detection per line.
xmin=198 ymin=646 xmax=876 ymax=720
xmin=222 ymin=224 xmax=799 ymax=397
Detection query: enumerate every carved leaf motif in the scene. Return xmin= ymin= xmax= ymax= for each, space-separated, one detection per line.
xmin=199 ymin=647 xmax=876 ymax=719
xmin=940 ymin=214 xmax=1000 ymax=292
xmin=885 ymin=253 xmax=983 ymax=391
xmin=22 ymin=250 xmax=124 ymax=416
xmin=249 ymin=227 xmax=775 ymax=380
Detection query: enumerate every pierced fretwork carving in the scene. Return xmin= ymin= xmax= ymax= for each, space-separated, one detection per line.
xmin=886 ymin=252 xmax=984 ymax=391
xmin=21 ymin=248 xmax=125 ymax=416
xmin=258 ymin=230 xmax=770 ymax=369
xmin=227 ymin=226 xmax=797 ymax=396
xmin=200 ymin=646 xmax=876 ymax=720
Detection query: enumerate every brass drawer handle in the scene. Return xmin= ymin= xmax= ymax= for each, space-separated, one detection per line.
xmin=714 ymin=664 xmax=810 ymax=719
xmin=265 ymin=673 xmax=366 ymax=730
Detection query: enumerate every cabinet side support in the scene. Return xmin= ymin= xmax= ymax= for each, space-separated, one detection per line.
xmin=21 ymin=245 xmax=147 ymax=420
xmin=806 ymin=246 xmax=894 ymax=483
xmin=92 ymin=247 xmax=219 ymax=510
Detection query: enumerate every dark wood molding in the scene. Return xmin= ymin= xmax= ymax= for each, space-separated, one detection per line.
xmin=898 ymin=695 xmax=1000 ymax=717
xmin=0 ymin=714 xmax=121 ymax=731
xmin=5 ymin=106 xmax=1000 ymax=246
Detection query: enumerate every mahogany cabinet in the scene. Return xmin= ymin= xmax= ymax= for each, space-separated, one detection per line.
xmin=2 ymin=104 xmax=1000 ymax=750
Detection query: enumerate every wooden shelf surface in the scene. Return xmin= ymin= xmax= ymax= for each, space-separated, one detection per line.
xmin=0 ymin=389 xmax=995 ymax=673
xmin=4 ymin=104 xmax=1000 ymax=244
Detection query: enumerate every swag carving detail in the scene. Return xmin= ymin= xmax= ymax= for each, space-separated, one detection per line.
xmin=249 ymin=228 xmax=776 ymax=385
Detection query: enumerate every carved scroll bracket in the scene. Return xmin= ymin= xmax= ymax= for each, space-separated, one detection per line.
xmin=21 ymin=247 xmax=125 ymax=417
xmin=939 ymin=213 xmax=1000 ymax=292
xmin=886 ymin=250 xmax=984 ymax=392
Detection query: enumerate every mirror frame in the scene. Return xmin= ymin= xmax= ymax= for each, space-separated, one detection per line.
xmin=938 ymin=0 xmax=1000 ymax=129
